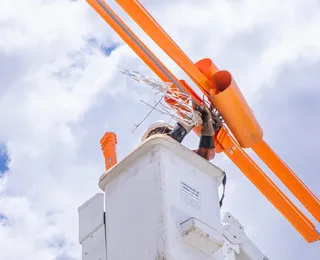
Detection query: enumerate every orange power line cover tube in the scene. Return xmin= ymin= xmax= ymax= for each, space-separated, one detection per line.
xmin=216 ymin=127 xmax=320 ymax=242
xmin=196 ymin=58 xmax=263 ymax=148
xmin=115 ymin=0 xmax=213 ymax=96
xmin=100 ymin=132 xmax=118 ymax=171
xmin=253 ymin=140 xmax=320 ymax=222
xmin=86 ymin=0 xmax=203 ymax=105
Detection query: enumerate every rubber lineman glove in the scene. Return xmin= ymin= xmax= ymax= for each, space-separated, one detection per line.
xmin=178 ymin=108 xmax=204 ymax=134
xmin=177 ymin=120 xmax=195 ymax=134
xmin=196 ymin=105 xmax=215 ymax=136
xmin=194 ymin=110 xmax=203 ymax=126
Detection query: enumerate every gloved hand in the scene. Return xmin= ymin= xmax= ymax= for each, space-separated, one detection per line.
xmin=195 ymin=105 xmax=215 ymax=136
xmin=177 ymin=109 xmax=203 ymax=134
xmin=177 ymin=120 xmax=195 ymax=134
xmin=194 ymin=110 xmax=203 ymax=126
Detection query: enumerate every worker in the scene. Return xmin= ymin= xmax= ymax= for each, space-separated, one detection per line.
xmin=141 ymin=105 xmax=216 ymax=161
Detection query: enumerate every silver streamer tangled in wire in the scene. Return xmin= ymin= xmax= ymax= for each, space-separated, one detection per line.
xmin=120 ymin=69 xmax=199 ymax=129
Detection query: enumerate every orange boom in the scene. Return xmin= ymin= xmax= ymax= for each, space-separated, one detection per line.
xmin=87 ymin=0 xmax=320 ymax=242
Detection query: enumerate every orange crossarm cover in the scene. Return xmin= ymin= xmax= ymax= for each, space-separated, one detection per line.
xmin=253 ymin=140 xmax=320 ymax=222
xmin=115 ymin=0 xmax=213 ymax=96
xmin=196 ymin=57 xmax=320 ymax=224
xmin=196 ymin=58 xmax=263 ymax=148
xmin=210 ymin=74 xmax=263 ymax=148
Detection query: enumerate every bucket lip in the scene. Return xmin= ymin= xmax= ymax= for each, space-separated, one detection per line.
xmin=98 ymin=135 xmax=224 ymax=191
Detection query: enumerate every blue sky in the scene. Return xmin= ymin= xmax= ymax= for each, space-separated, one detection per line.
xmin=0 ymin=144 xmax=9 ymax=176
xmin=0 ymin=0 xmax=319 ymax=259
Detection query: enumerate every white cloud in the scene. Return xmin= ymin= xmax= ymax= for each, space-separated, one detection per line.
xmin=0 ymin=0 xmax=319 ymax=259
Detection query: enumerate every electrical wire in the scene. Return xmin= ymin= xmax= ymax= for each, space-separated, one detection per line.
xmin=219 ymin=171 xmax=227 ymax=208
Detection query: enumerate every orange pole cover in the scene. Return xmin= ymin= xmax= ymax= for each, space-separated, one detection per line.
xmin=195 ymin=58 xmax=219 ymax=94
xmin=86 ymin=0 xmax=203 ymax=105
xmin=218 ymin=127 xmax=320 ymax=242
xmin=100 ymin=132 xmax=118 ymax=171
xmin=115 ymin=0 xmax=212 ymax=96
xmin=195 ymin=58 xmax=263 ymax=148
xmin=253 ymin=140 xmax=320 ymax=222
xmin=86 ymin=0 xmax=167 ymax=82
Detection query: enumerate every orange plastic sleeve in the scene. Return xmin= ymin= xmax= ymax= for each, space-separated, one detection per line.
xmin=253 ymin=140 xmax=320 ymax=222
xmin=195 ymin=58 xmax=263 ymax=148
xmin=115 ymin=0 xmax=212 ymax=95
xmin=217 ymin=127 xmax=319 ymax=242
xmin=100 ymin=132 xmax=117 ymax=171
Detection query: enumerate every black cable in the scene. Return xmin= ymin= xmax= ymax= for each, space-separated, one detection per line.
xmin=219 ymin=171 xmax=227 ymax=208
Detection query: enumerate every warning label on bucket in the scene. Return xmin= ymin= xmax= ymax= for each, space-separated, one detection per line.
xmin=180 ymin=182 xmax=201 ymax=211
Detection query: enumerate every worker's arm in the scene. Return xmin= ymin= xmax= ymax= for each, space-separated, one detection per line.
xmin=168 ymin=109 xmax=203 ymax=142
xmin=168 ymin=122 xmax=189 ymax=143
xmin=195 ymin=105 xmax=216 ymax=161
xmin=197 ymin=136 xmax=215 ymax=160
xmin=168 ymin=109 xmax=202 ymax=143
xmin=168 ymin=105 xmax=216 ymax=160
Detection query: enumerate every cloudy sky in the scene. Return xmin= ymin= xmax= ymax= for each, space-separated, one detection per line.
xmin=0 ymin=0 xmax=320 ymax=259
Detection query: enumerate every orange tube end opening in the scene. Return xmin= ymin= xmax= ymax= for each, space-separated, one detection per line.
xmin=195 ymin=58 xmax=219 ymax=93
xmin=195 ymin=58 xmax=219 ymax=75
xmin=212 ymin=70 xmax=232 ymax=92
xmin=209 ymin=71 xmax=263 ymax=148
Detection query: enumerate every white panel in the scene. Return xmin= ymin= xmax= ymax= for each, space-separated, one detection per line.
xmin=81 ymin=225 xmax=106 ymax=260
xmin=180 ymin=217 xmax=224 ymax=255
xmin=78 ymin=193 xmax=104 ymax=244
xmin=237 ymin=238 xmax=268 ymax=260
